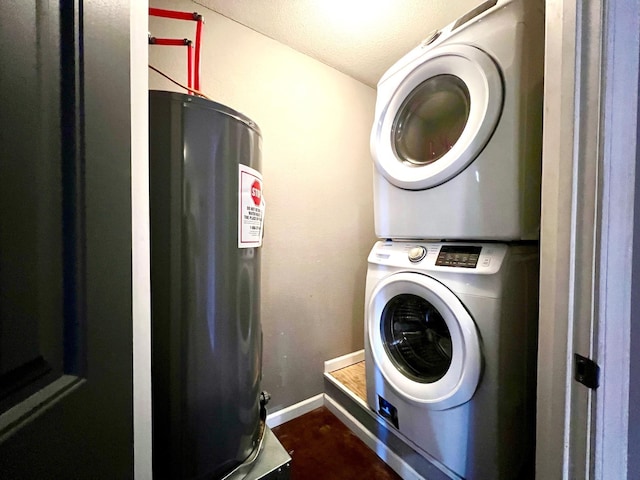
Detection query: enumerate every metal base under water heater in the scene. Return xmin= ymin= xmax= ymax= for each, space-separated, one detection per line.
xmin=149 ymin=90 xmax=290 ymax=480
xmin=224 ymin=428 xmax=291 ymax=480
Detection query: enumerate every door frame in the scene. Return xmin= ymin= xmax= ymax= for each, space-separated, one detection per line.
xmin=131 ymin=2 xmax=151 ymax=479
xmin=595 ymin=0 xmax=640 ymax=477
xmin=537 ymin=0 xmax=640 ymax=478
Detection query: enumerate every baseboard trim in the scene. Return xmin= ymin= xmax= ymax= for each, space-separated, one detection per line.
xmin=324 ymin=394 xmax=425 ymax=480
xmin=266 ymin=393 xmax=324 ymax=428
xmin=323 ymin=349 xmax=365 ymax=373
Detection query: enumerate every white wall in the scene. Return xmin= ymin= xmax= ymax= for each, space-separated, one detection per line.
xmin=149 ymin=0 xmax=377 ymax=410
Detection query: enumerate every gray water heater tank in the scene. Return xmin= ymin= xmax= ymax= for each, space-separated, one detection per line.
xmin=149 ymin=90 xmax=264 ymax=479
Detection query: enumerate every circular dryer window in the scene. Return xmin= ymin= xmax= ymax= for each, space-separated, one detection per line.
xmin=371 ymin=44 xmax=503 ymax=190
xmin=392 ymin=75 xmax=470 ymax=166
xmin=368 ymin=272 xmax=482 ymax=410
xmin=381 ymin=293 xmax=453 ymax=383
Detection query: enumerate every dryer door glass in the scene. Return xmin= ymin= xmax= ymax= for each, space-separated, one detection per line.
xmin=392 ymin=74 xmax=470 ymax=166
xmin=381 ymin=293 xmax=452 ymax=383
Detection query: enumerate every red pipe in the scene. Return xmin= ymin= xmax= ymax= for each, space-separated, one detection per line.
xmin=149 ymin=8 xmax=205 ymax=93
xmin=194 ymin=17 xmax=203 ymax=91
xmin=187 ymin=43 xmax=193 ymax=92
xmin=149 ymin=37 xmax=189 ymax=46
xmin=149 ymin=7 xmax=196 ymax=21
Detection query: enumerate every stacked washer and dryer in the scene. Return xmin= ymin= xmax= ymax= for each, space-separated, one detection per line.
xmin=364 ymin=1 xmax=544 ymax=479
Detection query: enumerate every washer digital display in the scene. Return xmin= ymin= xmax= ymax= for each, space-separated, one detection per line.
xmin=435 ymin=245 xmax=481 ymax=268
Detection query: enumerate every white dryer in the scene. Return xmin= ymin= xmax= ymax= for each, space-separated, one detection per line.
xmin=371 ymin=0 xmax=544 ymax=241
xmin=365 ymin=240 xmax=538 ymax=479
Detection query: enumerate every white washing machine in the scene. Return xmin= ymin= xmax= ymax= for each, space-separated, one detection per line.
xmin=364 ymin=240 xmax=538 ymax=479
xmin=370 ymin=0 xmax=544 ymax=241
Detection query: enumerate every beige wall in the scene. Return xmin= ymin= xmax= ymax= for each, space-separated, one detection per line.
xmin=149 ymin=0 xmax=376 ymax=411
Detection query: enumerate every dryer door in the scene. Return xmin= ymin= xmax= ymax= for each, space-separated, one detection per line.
xmin=368 ymin=272 xmax=482 ymax=410
xmin=371 ymin=45 xmax=503 ymax=190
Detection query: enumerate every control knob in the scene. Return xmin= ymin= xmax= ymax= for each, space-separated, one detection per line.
xmin=408 ymin=246 xmax=427 ymax=263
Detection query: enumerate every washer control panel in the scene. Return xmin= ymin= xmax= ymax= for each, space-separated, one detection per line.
xmin=435 ymin=245 xmax=481 ymax=268
xmin=371 ymin=241 xmax=508 ymax=274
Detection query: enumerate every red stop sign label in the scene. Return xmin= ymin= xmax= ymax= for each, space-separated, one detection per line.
xmin=250 ymin=180 xmax=262 ymax=206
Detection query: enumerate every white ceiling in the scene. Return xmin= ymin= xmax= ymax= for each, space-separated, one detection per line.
xmin=195 ymin=0 xmax=482 ymax=88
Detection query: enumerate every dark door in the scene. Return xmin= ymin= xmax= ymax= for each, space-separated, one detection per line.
xmin=0 ymin=1 xmax=134 ymax=478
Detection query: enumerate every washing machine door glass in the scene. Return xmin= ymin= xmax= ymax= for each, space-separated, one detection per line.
xmin=368 ymin=272 xmax=482 ymax=410
xmin=372 ymin=44 xmax=503 ymax=190
xmin=393 ymin=75 xmax=470 ymax=166
xmin=381 ymin=293 xmax=452 ymax=383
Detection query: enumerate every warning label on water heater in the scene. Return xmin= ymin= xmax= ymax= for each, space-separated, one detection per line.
xmin=238 ymin=164 xmax=265 ymax=248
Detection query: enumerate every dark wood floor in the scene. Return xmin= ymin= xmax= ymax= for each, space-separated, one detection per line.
xmin=272 ymin=406 xmax=401 ymax=480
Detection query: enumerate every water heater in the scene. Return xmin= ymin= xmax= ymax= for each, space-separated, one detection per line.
xmin=149 ymin=90 xmax=266 ymax=479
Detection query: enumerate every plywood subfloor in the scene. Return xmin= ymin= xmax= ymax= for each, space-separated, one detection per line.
xmin=328 ymin=361 xmax=366 ymax=403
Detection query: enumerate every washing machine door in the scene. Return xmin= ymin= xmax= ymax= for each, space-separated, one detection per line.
xmin=371 ymin=44 xmax=503 ymax=190
xmin=368 ymin=272 xmax=482 ymax=410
